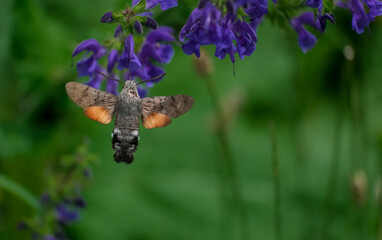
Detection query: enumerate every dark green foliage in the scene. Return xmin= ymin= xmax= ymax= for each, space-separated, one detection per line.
xmin=1 ymin=0 xmax=382 ymax=239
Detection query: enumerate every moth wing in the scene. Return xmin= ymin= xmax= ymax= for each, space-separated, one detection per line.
xmin=84 ymin=106 xmax=113 ymax=124
xmin=141 ymin=95 xmax=194 ymax=129
xmin=66 ymin=82 xmax=118 ymax=124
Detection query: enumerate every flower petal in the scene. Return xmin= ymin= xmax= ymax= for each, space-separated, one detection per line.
xmin=72 ymin=39 xmax=105 ymax=58
xmin=107 ymin=49 xmax=119 ymax=73
xmin=159 ymin=0 xmax=178 ymax=10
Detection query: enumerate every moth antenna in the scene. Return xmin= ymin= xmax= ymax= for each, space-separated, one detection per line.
xmin=98 ymin=71 xmax=125 ymax=84
xmin=136 ymin=73 xmax=166 ymax=86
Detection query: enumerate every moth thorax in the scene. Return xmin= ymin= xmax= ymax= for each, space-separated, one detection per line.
xmin=120 ymin=87 xmax=139 ymax=99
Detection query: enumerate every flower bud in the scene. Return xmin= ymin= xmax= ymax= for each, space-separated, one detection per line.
xmin=144 ymin=17 xmax=158 ymax=29
xmin=134 ymin=20 xmax=143 ymax=34
xmin=114 ymin=25 xmax=123 ymax=38
xmin=100 ymin=12 xmax=113 ymax=23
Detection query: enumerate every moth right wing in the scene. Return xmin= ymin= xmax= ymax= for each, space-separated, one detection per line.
xmin=65 ymin=82 xmax=118 ymax=124
xmin=141 ymin=95 xmax=194 ymax=129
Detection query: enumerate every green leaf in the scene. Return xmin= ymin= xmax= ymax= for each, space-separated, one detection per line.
xmin=132 ymin=0 xmax=146 ymax=13
xmin=112 ymin=11 xmax=124 ymax=21
xmin=323 ymin=0 xmax=335 ymax=12
xmin=134 ymin=15 xmax=147 ymax=23
xmin=0 ymin=173 xmax=41 ymax=212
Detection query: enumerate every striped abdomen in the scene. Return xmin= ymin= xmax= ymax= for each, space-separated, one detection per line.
xmin=111 ymin=128 xmax=139 ymax=164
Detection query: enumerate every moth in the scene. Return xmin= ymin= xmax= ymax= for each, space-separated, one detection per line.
xmin=65 ymin=75 xmax=194 ymax=164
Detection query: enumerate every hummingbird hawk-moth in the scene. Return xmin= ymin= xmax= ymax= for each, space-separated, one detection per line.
xmin=65 ymin=78 xmax=194 ymax=164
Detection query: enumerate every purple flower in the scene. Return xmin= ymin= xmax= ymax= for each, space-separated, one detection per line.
xmin=337 ymin=0 xmax=371 ymax=33
xmin=85 ymin=65 xmax=105 ymax=89
xmin=365 ymin=0 xmax=382 ymax=18
xmin=132 ymin=63 xmax=165 ymax=87
xmin=142 ymin=27 xmax=175 ymax=63
xmin=132 ymin=0 xmax=178 ymax=10
xmin=56 ymin=204 xmax=79 ymax=223
xmin=306 ymin=0 xmax=323 ymax=12
xmin=238 ymin=0 xmax=268 ymax=19
xmin=232 ymin=20 xmax=257 ymax=59
xmin=179 ymin=2 xmax=222 ymax=57
xmin=249 ymin=17 xmax=264 ymax=32
xmin=180 ymin=2 xmax=261 ymax=63
xmin=72 ymin=39 xmax=106 ymax=77
xmin=214 ymin=15 xmax=236 ymax=62
xmin=114 ymin=25 xmax=123 ymax=38
xmin=291 ymin=12 xmax=333 ymax=53
xmin=107 ymin=49 xmax=119 ymax=73
xmin=101 ymin=12 xmax=113 ymax=23
xmin=117 ymin=34 xmax=142 ymax=71
xmin=131 ymin=27 xmax=174 ymax=86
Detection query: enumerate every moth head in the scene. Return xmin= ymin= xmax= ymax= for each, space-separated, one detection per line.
xmin=123 ymin=80 xmax=139 ymax=97
xmin=123 ymin=79 xmax=136 ymax=89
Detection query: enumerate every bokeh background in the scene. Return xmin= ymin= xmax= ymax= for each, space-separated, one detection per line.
xmin=1 ymin=0 xmax=382 ymax=239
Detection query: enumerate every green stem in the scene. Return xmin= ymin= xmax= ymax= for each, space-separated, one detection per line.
xmin=321 ymin=96 xmax=343 ymax=240
xmin=376 ymin=155 xmax=382 ymax=239
xmin=269 ymin=123 xmax=283 ymax=240
xmin=0 ymin=173 xmax=41 ymax=212
xmin=203 ymin=76 xmax=250 ymax=240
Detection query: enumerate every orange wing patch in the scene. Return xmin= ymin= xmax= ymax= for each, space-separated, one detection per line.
xmin=84 ymin=106 xmax=113 ymax=124
xmin=142 ymin=112 xmax=172 ymax=129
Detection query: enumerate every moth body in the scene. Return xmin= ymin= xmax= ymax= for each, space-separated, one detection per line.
xmin=112 ymin=81 xmax=142 ymax=164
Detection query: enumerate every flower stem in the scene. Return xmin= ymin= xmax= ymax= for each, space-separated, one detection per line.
xmin=0 ymin=173 xmax=41 ymax=212
xmin=203 ymin=76 xmax=250 ymax=240
xmin=375 ymin=157 xmax=382 ymax=239
xmin=321 ymin=105 xmax=343 ymax=240
xmin=269 ymin=123 xmax=283 ymax=240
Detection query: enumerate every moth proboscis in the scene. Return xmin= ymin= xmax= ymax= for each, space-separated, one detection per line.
xmin=65 ymin=79 xmax=194 ymax=164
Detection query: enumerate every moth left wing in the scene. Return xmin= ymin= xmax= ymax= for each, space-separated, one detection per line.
xmin=65 ymin=82 xmax=118 ymax=124
xmin=141 ymin=95 xmax=194 ymax=129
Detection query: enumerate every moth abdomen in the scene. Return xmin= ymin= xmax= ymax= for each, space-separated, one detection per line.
xmin=112 ymin=128 xmax=139 ymax=164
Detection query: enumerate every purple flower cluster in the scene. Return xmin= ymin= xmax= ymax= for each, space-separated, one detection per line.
xmin=72 ymin=27 xmax=175 ymax=97
xmin=291 ymin=12 xmax=334 ymax=53
xmin=18 ymin=142 xmax=94 ymax=240
xmin=179 ymin=0 xmax=273 ymax=63
xmin=19 ymin=192 xmax=87 ymax=239
xmin=305 ymin=0 xmax=382 ymax=34
xmin=72 ymin=39 xmax=108 ymax=90
xmin=132 ymin=27 xmax=175 ymax=87
xmin=337 ymin=0 xmax=382 ymax=33
xmin=290 ymin=0 xmax=335 ymax=53
xmin=72 ymin=1 xmax=177 ymax=97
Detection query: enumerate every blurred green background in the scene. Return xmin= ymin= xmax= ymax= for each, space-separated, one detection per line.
xmin=1 ymin=0 xmax=382 ymax=239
